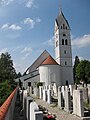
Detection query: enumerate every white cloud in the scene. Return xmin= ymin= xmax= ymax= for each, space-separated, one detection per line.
xmin=43 ymin=36 xmax=55 ymax=46
xmin=0 ymin=48 xmax=8 ymax=55
xmin=9 ymin=24 xmax=21 ymax=30
xmin=25 ymin=0 xmax=34 ymax=8
xmin=0 ymin=0 xmax=14 ymax=6
xmin=21 ymin=46 xmax=32 ymax=53
xmin=1 ymin=23 xmax=22 ymax=30
xmin=21 ymin=46 xmax=33 ymax=60
xmin=72 ymin=34 xmax=90 ymax=48
xmin=13 ymin=62 xmax=25 ymax=74
xmin=23 ymin=18 xmax=35 ymax=29
xmin=23 ymin=17 xmax=41 ymax=29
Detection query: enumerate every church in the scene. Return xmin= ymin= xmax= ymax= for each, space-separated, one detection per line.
xmin=16 ymin=8 xmax=74 ymax=89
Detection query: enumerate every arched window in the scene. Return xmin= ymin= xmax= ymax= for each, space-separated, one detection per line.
xmin=62 ymin=39 xmax=64 ymax=45
xmin=56 ymin=41 xmax=58 ymax=47
xmin=63 ymin=24 xmax=65 ymax=29
xmin=65 ymin=39 xmax=68 ymax=45
xmin=65 ymin=61 xmax=67 ymax=65
xmin=63 ymin=34 xmax=66 ymax=36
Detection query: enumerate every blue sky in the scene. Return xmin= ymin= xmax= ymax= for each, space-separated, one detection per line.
xmin=0 ymin=0 xmax=90 ymax=74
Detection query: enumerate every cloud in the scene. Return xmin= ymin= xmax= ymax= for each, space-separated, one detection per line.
xmin=21 ymin=46 xmax=33 ymax=60
xmin=43 ymin=36 xmax=55 ymax=46
xmin=21 ymin=46 xmax=32 ymax=53
xmin=25 ymin=0 xmax=34 ymax=8
xmin=0 ymin=48 xmax=8 ymax=55
xmin=0 ymin=0 xmax=14 ymax=6
xmin=1 ymin=23 xmax=22 ymax=31
xmin=23 ymin=17 xmax=41 ymax=29
xmin=72 ymin=34 xmax=90 ymax=48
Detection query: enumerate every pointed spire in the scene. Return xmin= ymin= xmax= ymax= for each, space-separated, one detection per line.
xmin=59 ymin=0 xmax=62 ymax=12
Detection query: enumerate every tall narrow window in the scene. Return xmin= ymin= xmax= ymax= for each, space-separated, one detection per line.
xmin=56 ymin=41 xmax=58 ymax=47
xmin=66 ymin=26 xmax=67 ymax=29
xmin=64 ymin=50 xmax=67 ymax=54
xmin=62 ymin=39 xmax=64 ymax=45
xmin=63 ymin=24 xmax=65 ymax=29
xmin=65 ymin=39 xmax=68 ymax=45
xmin=65 ymin=61 xmax=67 ymax=65
xmin=61 ymin=26 xmax=62 ymax=29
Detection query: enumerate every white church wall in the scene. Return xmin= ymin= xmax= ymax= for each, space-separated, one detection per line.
xmin=39 ymin=65 xmax=61 ymax=86
xmin=24 ymin=75 xmax=40 ymax=89
xmin=61 ymin=67 xmax=73 ymax=85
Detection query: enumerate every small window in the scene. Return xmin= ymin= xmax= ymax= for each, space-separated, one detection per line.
xmin=63 ymin=24 xmax=65 ymax=29
xmin=64 ymin=50 xmax=67 ymax=54
xmin=62 ymin=39 xmax=64 ymax=45
xmin=65 ymin=39 xmax=68 ymax=45
xmin=65 ymin=61 xmax=67 ymax=65
xmin=61 ymin=26 xmax=62 ymax=29
xmin=56 ymin=41 xmax=58 ymax=47
xmin=63 ymin=34 xmax=66 ymax=36
xmin=66 ymin=26 xmax=67 ymax=29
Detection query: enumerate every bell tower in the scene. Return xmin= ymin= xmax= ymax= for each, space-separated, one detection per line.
xmin=54 ymin=8 xmax=74 ymax=85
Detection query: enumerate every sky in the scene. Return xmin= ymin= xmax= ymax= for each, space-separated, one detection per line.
xmin=0 ymin=0 xmax=90 ymax=74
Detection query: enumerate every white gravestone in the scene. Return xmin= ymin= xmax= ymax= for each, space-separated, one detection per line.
xmin=64 ymin=88 xmax=71 ymax=113
xmin=26 ymin=97 xmax=33 ymax=120
xmin=47 ymin=89 xmax=51 ymax=104
xmin=58 ymin=86 xmax=64 ymax=109
xmin=39 ymin=86 xmax=43 ymax=99
xmin=73 ymin=90 xmax=84 ymax=117
xmin=30 ymin=102 xmax=43 ymax=120
xmin=43 ymin=89 xmax=47 ymax=101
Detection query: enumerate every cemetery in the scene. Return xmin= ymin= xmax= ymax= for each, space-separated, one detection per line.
xmin=11 ymin=83 xmax=90 ymax=120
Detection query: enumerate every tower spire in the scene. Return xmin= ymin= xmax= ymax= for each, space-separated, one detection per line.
xmin=59 ymin=0 xmax=62 ymax=12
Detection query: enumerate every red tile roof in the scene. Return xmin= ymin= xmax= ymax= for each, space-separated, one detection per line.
xmin=42 ymin=55 xmax=58 ymax=65
xmin=0 ymin=88 xmax=17 ymax=120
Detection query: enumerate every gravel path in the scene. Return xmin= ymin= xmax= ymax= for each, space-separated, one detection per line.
xmin=34 ymin=98 xmax=82 ymax=120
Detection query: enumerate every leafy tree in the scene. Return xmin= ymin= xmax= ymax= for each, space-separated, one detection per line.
xmin=0 ymin=52 xmax=17 ymax=81
xmin=76 ymin=60 xmax=89 ymax=83
xmin=85 ymin=61 xmax=90 ymax=83
xmin=0 ymin=81 xmax=13 ymax=106
xmin=73 ymin=56 xmax=80 ymax=83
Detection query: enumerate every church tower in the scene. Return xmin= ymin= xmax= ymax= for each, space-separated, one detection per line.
xmin=54 ymin=8 xmax=74 ymax=85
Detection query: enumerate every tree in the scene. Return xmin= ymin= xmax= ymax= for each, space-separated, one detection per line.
xmin=0 ymin=52 xmax=17 ymax=81
xmin=73 ymin=56 xmax=80 ymax=83
xmin=76 ymin=60 xmax=89 ymax=83
xmin=85 ymin=61 xmax=90 ymax=83
xmin=0 ymin=81 xmax=13 ymax=106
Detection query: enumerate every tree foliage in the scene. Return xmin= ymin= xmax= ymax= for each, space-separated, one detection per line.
xmin=73 ymin=56 xmax=80 ymax=82
xmin=0 ymin=52 xmax=18 ymax=105
xmin=0 ymin=52 xmax=17 ymax=81
xmin=0 ymin=81 xmax=13 ymax=106
xmin=76 ymin=60 xmax=90 ymax=84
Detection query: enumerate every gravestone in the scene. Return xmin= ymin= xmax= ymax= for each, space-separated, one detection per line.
xmin=61 ymin=86 xmax=65 ymax=98
xmin=58 ymin=86 xmax=64 ymax=109
xmin=23 ymin=90 xmax=28 ymax=118
xmin=69 ymin=85 xmax=76 ymax=96
xmin=43 ymin=89 xmax=47 ymax=101
xmin=47 ymin=89 xmax=51 ymax=104
xmin=73 ymin=90 xmax=84 ymax=117
xmin=39 ymin=86 xmax=43 ymax=99
xmin=34 ymin=87 xmax=39 ymax=97
xmin=53 ymin=83 xmax=58 ymax=96
xmin=26 ymin=96 xmax=33 ymax=120
xmin=30 ymin=102 xmax=43 ymax=120
xmin=64 ymin=88 xmax=71 ymax=112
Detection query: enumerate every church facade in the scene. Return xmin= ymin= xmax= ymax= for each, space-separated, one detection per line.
xmin=16 ymin=10 xmax=74 ymax=89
